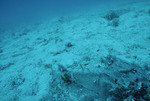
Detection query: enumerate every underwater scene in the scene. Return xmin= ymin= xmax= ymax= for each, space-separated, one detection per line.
xmin=0 ymin=0 xmax=150 ymax=101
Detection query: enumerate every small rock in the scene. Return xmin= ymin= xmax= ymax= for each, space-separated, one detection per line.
xmin=66 ymin=42 xmax=73 ymax=48
xmin=44 ymin=64 xmax=52 ymax=69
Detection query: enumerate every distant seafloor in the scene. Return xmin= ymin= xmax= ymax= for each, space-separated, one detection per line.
xmin=0 ymin=0 xmax=149 ymax=30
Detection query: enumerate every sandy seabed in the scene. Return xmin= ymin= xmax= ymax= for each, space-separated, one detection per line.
xmin=0 ymin=1 xmax=150 ymax=101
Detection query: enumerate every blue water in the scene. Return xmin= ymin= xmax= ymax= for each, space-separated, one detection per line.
xmin=0 ymin=0 xmax=147 ymax=29
xmin=0 ymin=0 xmax=143 ymax=27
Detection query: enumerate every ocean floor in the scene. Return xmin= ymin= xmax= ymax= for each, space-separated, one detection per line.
xmin=0 ymin=1 xmax=150 ymax=101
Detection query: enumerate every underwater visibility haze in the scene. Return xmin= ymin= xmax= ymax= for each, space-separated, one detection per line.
xmin=0 ymin=0 xmax=150 ymax=101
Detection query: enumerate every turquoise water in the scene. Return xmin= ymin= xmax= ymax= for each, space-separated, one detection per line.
xmin=0 ymin=0 xmax=146 ymax=27
xmin=0 ymin=0 xmax=150 ymax=101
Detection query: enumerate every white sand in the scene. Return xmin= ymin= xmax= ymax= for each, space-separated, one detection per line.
xmin=0 ymin=1 xmax=150 ymax=101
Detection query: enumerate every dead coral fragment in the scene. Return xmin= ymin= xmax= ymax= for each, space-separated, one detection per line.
xmin=61 ymin=73 xmax=72 ymax=84
xmin=104 ymin=10 xmax=119 ymax=21
xmin=108 ymin=18 xmax=119 ymax=27
xmin=109 ymin=82 xmax=150 ymax=101
xmin=80 ymin=64 xmax=85 ymax=72
xmin=105 ymin=55 xmax=114 ymax=66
